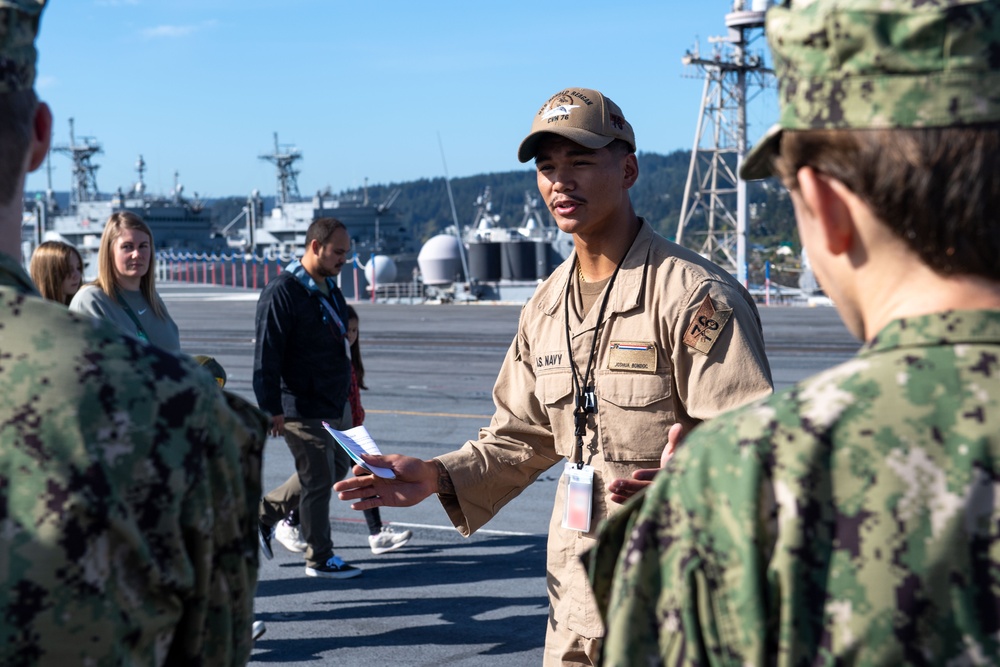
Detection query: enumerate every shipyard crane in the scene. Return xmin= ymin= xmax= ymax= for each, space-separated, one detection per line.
xmin=374 ymin=187 xmax=401 ymax=252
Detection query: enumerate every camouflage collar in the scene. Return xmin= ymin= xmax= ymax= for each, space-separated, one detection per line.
xmin=864 ymin=310 xmax=1000 ymax=355
xmin=0 ymin=252 xmax=39 ymax=295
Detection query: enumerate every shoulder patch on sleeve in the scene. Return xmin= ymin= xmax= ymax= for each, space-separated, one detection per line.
xmin=682 ymin=295 xmax=733 ymax=355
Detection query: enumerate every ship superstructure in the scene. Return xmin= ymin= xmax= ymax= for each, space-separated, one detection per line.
xmin=23 ymin=118 xmax=221 ymax=275
xmin=240 ymin=133 xmax=415 ymax=266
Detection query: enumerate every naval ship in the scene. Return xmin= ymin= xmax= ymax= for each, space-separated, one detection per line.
xmin=22 ymin=119 xmax=223 ymax=277
xmin=225 ymin=133 xmax=417 ymax=281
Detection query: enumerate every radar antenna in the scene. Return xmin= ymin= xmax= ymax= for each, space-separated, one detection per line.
xmin=259 ymin=132 xmax=302 ymax=206
xmin=51 ymin=117 xmax=103 ymax=210
xmin=675 ymin=0 xmax=774 ymax=285
xmin=134 ymin=154 xmax=146 ymax=196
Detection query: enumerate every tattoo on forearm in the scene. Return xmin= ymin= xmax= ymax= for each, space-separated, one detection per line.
xmin=433 ymin=459 xmax=456 ymax=496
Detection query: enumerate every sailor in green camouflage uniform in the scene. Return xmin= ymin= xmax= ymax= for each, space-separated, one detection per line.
xmin=0 ymin=2 xmax=269 ymax=664
xmin=589 ymin=1 xmax=1000 ymax=664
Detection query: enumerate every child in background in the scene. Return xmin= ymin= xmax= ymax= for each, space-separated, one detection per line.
xmin=275 ymin=305 xmax=412 ymax=555
xmin=29 ymin=240 xmax=83 ymax=305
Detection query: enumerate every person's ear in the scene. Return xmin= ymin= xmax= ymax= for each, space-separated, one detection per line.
xmin=797 ymin=166 xmax=854 ymax=256
xmin=27 ymin=101 xmax=52 ymax=173
xmin=622 ymin=153 xmax=638 ymax=189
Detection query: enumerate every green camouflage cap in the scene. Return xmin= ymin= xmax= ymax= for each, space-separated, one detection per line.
xmin=741 ymin=0 xmax=1000 ymax=180
xmin=0 ymin=0 xmax=45 ymax=93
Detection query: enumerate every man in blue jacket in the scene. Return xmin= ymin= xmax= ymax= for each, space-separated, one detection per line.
xmin=253 ymin=217 xmax=361 ymax=579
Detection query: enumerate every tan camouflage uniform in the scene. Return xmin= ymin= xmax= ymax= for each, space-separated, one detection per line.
xmin=0 ymin=254 xmax=269 ymax=665
xmin=591 ymin=310 xmax=1000 ymax=665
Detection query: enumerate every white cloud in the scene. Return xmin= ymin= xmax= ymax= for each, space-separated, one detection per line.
xmin=141 ymin=20 xmax=217 ymax=40
xmin=142 ymin=24 xmax=197 ymax=38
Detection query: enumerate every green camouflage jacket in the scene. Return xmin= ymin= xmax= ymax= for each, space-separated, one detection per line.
xmin=589 ymin=309 xmax=1000 ymax=666
xmin=0 ymin=253 xmax=268 ymax=666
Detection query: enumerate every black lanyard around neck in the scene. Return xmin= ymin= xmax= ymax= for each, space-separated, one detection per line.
xmin=563 ymin=251 xmax=628 ymax=468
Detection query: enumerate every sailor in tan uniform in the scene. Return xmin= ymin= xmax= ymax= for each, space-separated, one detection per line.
xmin=335 ymin=86 xmax=773 ymax=665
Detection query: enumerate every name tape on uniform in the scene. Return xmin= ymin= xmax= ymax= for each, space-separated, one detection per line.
xmin=607 ymin=341 xmax=657 ymax=373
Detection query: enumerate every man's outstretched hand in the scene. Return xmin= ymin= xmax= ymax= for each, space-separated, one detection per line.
xmin=333 ymin=454 xmax=440 ymax=510
xmin=606 ymin=422 xmax=686 ymax=504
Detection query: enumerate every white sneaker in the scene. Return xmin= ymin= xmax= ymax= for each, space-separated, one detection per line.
xmin=252 ymin=620 xmax=266 ymax=641
xmin=369 ymin=526 xmax=413 ymax=555
xmin=274 ymin=520 xmax=307 ymax=553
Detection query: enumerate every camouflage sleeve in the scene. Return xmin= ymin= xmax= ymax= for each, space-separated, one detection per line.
xmin=168 ymin=387 xmax=268 ymax=666
xmin=591 ymin=401 xmax=778 ymax=666
xmin=596 ymin=311 xmax=1000 ymax=666
xmin=0 ymin=292 xmax=268 ymax=667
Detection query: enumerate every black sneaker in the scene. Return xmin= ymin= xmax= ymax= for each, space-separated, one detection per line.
xmin=304 ymin=555 xmax=362 ymax=579
xmin=258 ymin=522 xmax=274 ymax=560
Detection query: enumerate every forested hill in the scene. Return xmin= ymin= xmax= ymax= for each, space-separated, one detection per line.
xmin=198 ymin=149 xmax=797 ymax=259
xmin=329 ymin=149 xmax=798 ymax=251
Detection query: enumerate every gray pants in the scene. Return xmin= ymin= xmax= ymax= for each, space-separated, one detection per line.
xmin=259 ymin=410 xmax=352 ymax=568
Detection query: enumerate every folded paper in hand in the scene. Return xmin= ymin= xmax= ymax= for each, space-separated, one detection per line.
xmin=321 ymin=423 xmax=396 ymax=479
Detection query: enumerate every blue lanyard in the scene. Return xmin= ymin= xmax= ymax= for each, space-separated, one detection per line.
xmin=318 ymin=290 xmax=346 ymax=336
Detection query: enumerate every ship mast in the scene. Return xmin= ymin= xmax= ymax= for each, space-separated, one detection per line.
xmin=258 ymin=132 xmax=302 ymax=207
xmin=675 ymin=0 xmax=773 ymax=285
xmin=133 ymin=154 xmax=146 ymax=196
xmin=52 ymin=117 xmax=103 ymax=211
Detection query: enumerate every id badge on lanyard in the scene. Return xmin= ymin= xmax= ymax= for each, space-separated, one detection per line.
xmin=561 ymin=462 xmax=594 ymax=532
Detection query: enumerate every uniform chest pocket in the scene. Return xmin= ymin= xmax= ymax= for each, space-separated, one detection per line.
xmin=536 ymin=372 xmax=573 ymax=406
xmin=598 ymin=372 xmax=672 ymax=408
xmin=535 ymin=372 xmax=577 ymax=459
xmin=596 ymin=372 xmax=675 ymax=464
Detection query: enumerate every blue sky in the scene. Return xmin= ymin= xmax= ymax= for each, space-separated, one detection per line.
xmin=27 ymin=0 xmax=778 ymax=200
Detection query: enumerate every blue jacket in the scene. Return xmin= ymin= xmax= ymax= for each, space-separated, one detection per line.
xmin=252 ymin=261 xmax=351 ymax=419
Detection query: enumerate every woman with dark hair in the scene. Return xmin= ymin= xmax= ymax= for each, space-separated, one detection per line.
xmin=69 ymin=211 xmax=179 ymax=352
xmin=29 ymin=240 xmax=83 ymax=305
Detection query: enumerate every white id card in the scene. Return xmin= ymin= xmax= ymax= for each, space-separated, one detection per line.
xmin=561 ymin=462 xmax=595 ymax=532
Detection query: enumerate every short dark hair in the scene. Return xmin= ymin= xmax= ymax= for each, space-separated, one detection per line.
xmin=774 ymin=125 xmax=1000 ymax=281
xmin=305 ymin=217 xmax=347 ymax=248
xmin=606 ymin=139 xmax=634 ymax=157
xmin=0 ymin=89 xmax=38 ymax=205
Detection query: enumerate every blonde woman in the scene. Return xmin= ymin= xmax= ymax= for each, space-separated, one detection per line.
xmin=29 ymin=240 xmax=83 ymax=305
xmin=70 ymin=211 xmax=180 ymax=352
